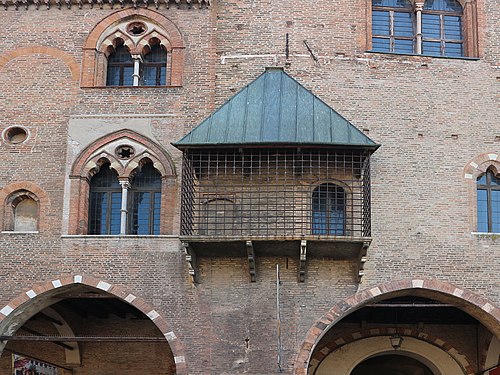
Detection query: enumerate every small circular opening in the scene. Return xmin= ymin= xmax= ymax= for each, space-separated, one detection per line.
xmin=4 ymin=127 xmax=28 ymax=144
xmin=115 ymin=145 xmax=135 ymax=160
xmin=127 ymin=22 xmax=147 ymax=36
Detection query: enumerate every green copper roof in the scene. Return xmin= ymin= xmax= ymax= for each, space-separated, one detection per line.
xmin=175 ymin=68 xmax=379 ymax=150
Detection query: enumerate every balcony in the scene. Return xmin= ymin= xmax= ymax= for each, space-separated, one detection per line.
xmin=174 ymin=68 xmax=379 ymax=282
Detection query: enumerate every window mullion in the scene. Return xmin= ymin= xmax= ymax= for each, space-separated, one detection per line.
xmin=415 ymin=2 xmax=424 ymax=54
xmin=119 ymin=180 xmax=131 ymax=235
xmin=389 ymin=11 xmax=395 ymax=52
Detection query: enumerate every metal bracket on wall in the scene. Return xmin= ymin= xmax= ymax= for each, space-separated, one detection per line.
xmin=357 ymin=240 xmax=370 ymax=283
xmin=246 ymin=240 xmax=257 ymax=282
xmin=182 ymin=242 xmax=198 ymax=284
xmin=299 ymin=240 xmax=307 ymax=282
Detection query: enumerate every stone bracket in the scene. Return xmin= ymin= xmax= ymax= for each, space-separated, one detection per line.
xmin=246 ymin=240 xmax=256 ymax=282
xmin=357 ymin=240 xmax=370 ymax=283
xmin=182 ymin=242 xmax=198 ymax=284
xmin=299 ymin=240 xmax=307 ymax=282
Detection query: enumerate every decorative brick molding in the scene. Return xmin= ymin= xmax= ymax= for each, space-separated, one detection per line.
xmin=0 ymin=46 xmax=79 ymax=81
xmin=311 ymin=328 xmax=475 ymax=375
xmin=463 ymin=153 xmax=499 ymax=180
xmin=0 ymin=182 xmax=50 ymax=232
xmin=81 ymin=8 xmax=185 ymax=87
xmin=0 ymin=275 xmax=189 ymax=375
xmin=69 ymin=129 xmax=177 ymax=234
xmin=293 ymin=278 xmax=500 ymax=375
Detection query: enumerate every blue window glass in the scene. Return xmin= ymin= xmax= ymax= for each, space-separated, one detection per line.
xmin=477 ymin=170 xmax=500 ymax=232
xmin=129 ymin=162 xmax=162 ymax=235
xmin=106 ymin=41 xmax=134 ymax=86
xmin=89 ymin=163 xmax=122 ymax=235
xmin=422 ymin=0 xmax=463 ymax=57
xmin=372 ymin=0 xmax=414 ymax=54
xmin=312 ymin=183 xmax=346 ymax=236
xmin=142 ymin=43 xmax=167 ymax=86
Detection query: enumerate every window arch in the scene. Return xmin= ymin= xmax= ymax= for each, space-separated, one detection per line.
xmin=141 ymin=40 xmax=167 ymax=86
xmin=69 ymin=130 xmax=176 ymax=235
xmin=312 ymin=183 xmax=346 ymax=236
xmin=106 ymin=39 xmax=134 ymax=86
xmin=129 ymin=160 xmax=162 ymax=235
xmin=371 ymin=0 xmax=475 ymax=57
xmin=476 ymin=168 xmax=500 ymax=233
xmin=89 ymin=162 xmax=122 ymax=235
xmin=81 ymin=9 xmax=185 ymax=88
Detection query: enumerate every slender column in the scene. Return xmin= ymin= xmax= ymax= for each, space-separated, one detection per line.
xmin=132 ymin=54 xmax=142 ymax=86
xmin=119 ymin=180 xmax=130 ymax=235
xmin=415 ymin=2 xmax=424 ymax=54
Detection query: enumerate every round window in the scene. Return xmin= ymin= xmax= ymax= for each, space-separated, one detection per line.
xmin=3 ymin=126 xmax=28 ymax=144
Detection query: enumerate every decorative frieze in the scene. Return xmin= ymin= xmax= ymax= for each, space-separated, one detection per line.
xmin=2 ymin=0 xmax=209 ymax=9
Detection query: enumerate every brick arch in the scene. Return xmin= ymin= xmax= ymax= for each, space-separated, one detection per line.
xmin=0 ymin=182 xmax=50 ymax=231
xmin=0 ymin=274 xmax=189 ymax=375
xmin=464 ymin=152 xmax=500 ymax=180
xmin=0 ymin=46 xmax=79 ymax=81
xmin=81 ymin=8 xmax=185 ymax=87
xmin=294 ymin=278 xmax=500 ymax=375
xmin=311 ymin=328 xmax=475 ymax=375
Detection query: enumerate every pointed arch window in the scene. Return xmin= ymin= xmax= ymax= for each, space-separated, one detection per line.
xmin=477 ymin=169 xmax=500 ymax=233
xmin=89 ymin=163 xmax=122 ymax=235
xmin=142 ymin=42 xmax=167 ymax=86
xmin=106 ymin=40 xmax=134 ymax=86
xmin=312 ymin=183 xmax=346 ymax=236
xmin=129 ymin=162 xmax=162 ymax=235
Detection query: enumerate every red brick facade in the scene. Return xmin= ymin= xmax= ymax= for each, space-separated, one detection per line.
xmin=0 ymin=0 xmax=498 ymax=373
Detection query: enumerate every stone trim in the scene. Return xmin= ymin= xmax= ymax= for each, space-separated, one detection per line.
xmin=0 ymin=274 xmax=189 ymax=375
xmin=293 ymin=278 xmax=500 ymax=375
xmin=311 ymin=328 xmax=475 ymax=375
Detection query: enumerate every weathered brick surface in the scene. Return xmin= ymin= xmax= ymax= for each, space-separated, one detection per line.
xmin=0 ymin=0 xmax=498 ymax=374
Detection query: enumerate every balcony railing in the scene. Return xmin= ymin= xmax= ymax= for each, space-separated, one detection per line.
xmin=180 ymin=149 xmax=372 ymax=240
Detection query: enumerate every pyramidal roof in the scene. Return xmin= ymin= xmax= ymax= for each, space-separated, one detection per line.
xmin=174 ymin=68 xmax=379 ymax=150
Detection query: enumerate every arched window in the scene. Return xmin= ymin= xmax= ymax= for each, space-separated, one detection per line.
xmin=89 ymin=162 xmax=122 ymax=235
xmin=106 ymin=40 xmax=134 ymax=86
xmin=312 ymin=183 xmax=346 ymax=235
xmin=11 ymin=195 xmax=38 ymax=232
xmin=372 ymin=0 xmax=414 ymax=54
xmin=372 ymin=0 xmax=465 ymax=57
xmin=142 ymin=42 xmax=167 ymax=86
xmin=477 ymin=169 xmax=500 ymax=233
xmin=129 ymin=162 xmax=162 ymax=235
xmin=422 ymin=0 xmax=463 ymax=57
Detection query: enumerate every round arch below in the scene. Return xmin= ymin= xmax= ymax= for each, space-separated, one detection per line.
xmin=0 ymin=274 xmax=188 ymax=375
xmin=314 ymin=336 xmax=466 ymax=375
xmin=294 ymin=278 xmax=500 ymax=375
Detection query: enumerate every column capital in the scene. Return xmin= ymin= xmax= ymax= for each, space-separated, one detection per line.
xmin=119 ymin=179 xmax=131 ymax=189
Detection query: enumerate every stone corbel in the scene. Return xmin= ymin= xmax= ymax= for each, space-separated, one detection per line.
xmin=246 ymin=241 xmax=256 ymax=282
xmin=183 ymin=242 xmax=198 ymax=283
xmin=299 ymin=240 xmax=307 ymax=282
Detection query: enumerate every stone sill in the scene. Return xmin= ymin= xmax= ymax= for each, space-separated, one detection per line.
xmin=61 ymin=235 xmax=179 ymax=239
xmin=365 ymin=50 xmax=480 ymax=61
xmin=1 ymin=231 xmax=39 ymax=234
xmin=471 ymin=232 xmax=500 ymax=238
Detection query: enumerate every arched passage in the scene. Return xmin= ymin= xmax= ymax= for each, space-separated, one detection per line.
xmin=0 ymin=275 xmax=188 ymax=374
xmin=294 ymin=278 xmax=500 ymax=375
